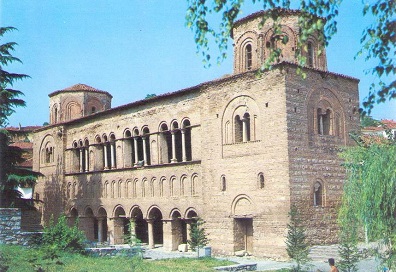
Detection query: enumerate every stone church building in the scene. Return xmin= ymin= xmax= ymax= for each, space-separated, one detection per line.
xmin=33 ymin=9 xmax=360 ymax=258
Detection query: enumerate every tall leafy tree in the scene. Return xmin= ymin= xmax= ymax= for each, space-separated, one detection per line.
xmin=339 ymin=137 xmax=396 ymax=270
xmin=0 ymin=26 xmax=31 ymax=207
xmin=185 ymin=0 xmax=395 ymax=114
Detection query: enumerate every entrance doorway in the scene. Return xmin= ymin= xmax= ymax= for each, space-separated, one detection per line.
xmin=234 ymin=218 xmax=253 ymax=254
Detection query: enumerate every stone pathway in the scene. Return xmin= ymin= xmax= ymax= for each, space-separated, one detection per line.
xmin=142 ymin=243 xmax=381 ymax=271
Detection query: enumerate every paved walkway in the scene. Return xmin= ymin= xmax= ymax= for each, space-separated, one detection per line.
xmin=142 ymin=244 xmax=381 ymax=271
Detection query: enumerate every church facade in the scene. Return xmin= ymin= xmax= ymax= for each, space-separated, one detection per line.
xmin=33 ymin=9 xmax=360 ymax=258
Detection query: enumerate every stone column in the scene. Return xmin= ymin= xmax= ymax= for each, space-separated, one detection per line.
xmin=319 ymin=115 xmax=324 ymax=135
xmin=85 ymin=148 xmax=89 ymax=172
xmin=186 ymin=220 xmax=192 ymax=250
xmin=104 ymin=144 xmax=109 ymax=170
xmin=162 ymin=220 xmax=173 ymax=251
xmin=79 ymin=149 xmax=83 ymax=172
xmin=107 ymin=217 xmax=114 ymax=244
xmin=171 ymin=131 xmax=177 ymax=163
xmin=242 ymin=118 xmax=248 ymax=142
xmin=181 ymin=129 xmax=186 ymax=162
xmin=133 ymin=138 xmax=139 ymax=166
xmin=98 ymin=218 xmax=104 ymax=242
xmin=110 ymin=142 xmax=116 ymax=169
xmin=142 ymin=136 xmax=148 ymax=166
xmin=147 ymin=219 xmax=155 ymax=249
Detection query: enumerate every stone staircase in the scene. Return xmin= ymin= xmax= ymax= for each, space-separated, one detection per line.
xmin=308 ymin=245 xmax=340 ymax=262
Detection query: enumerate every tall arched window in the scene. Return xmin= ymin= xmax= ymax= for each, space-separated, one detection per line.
xmin=170 ymin=177 xmax=175 ymax=196
xmin=243 ymin=112 xmax=251 ymax=142
xmin=313 ymin=181 xmax=324 ymax=206
xmin=235 ymin=115 xmax=243 ymax=143
xmin=317 ymin=108 xmax=332 ymax=135
xmin=160 ymin=123 xmax=172 ymax=163
xmin=307 ymin=41 xmax=314 ymax=67
xmin=182 ymin=119 xmax=192 ymax=161
xmin=245 ymin=44 xmax=252 ymax=70
xmin=159 ymin=177 xmax=165 ymax=197
xmin=141 ymin=179 xmax=146 ymax=197
xmin=258 ymin=173 xmax=265 ymax=189
xmin=221 ymin=175 xmax=226 ymax=191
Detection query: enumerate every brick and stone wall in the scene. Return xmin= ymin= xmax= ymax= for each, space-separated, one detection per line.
xmin=0 ymin=208 xmax=42 ymax=246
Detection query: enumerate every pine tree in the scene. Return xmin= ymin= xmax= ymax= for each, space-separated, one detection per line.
xmin=0 ymin=27 xmax=32 ymax=207
xmin=338 ymin=238 xmax=360 ymax=272
xmin=188 ymin=217 xmax=209 ymax=257
xmin=286 ymin=206 xmax=311 ymax=272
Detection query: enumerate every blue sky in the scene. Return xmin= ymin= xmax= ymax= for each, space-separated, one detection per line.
xmin=1 ymin=1 xmax=395 ymax=127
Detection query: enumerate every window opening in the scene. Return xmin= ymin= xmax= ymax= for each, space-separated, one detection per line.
xmin=221 ymin=176 xmax=226 ymax=191
xmin=259 ymin=173 xmax=265 ymax=189
xmin=307 ymin=42 xmax=314 ymax=67
xmin=245 ymin=44 xmax=252 ymax=70
xmin=313 ymin=181 xmax=323 ymax=206
xmin=235 ymin=115 xmax=243 ymax=143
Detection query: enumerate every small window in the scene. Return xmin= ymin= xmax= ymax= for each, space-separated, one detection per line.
xmin=245 ymin=44 xmax=252 ymax=70
xmin=313 ymin=181 xmax=323 ymax=206
xmin=258 ymin=173 xmax=265 ymax=189
xmin=91 ymin=106 xmax=96 ymax=114
xmin=307 ymin=42 xmax=314 ymax=67
xmin=221 ymin=176 xmax=226 ymax=191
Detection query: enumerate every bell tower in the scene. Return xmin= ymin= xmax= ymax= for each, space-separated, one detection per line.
xmin=231 ymin=9 xmax=328 ymax=74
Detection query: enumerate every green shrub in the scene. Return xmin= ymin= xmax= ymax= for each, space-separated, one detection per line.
xmin=40 ymin=214 xmax=86 ymax=253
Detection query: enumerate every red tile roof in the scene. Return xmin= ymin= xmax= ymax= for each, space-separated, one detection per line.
xmin=6 ymin=126 xmax=42 ymax=132
xmin=49 ymin=83 xmax=113 ymax=98
xmin=9 ymin=142 xmax=33 ymax=149
xmin=362 ymin=119 xmax=396 ymax=132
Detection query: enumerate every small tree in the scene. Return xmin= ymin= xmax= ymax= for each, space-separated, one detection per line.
xmin=285 ymin=206 xmax=311 ymax=272
xmin=41 ymin=214 xmax=86 ymax=253
xmin=188 ymin=217 xmax=209 ymax=257
xmin=337 ymin=232 xmax=360 ymax=272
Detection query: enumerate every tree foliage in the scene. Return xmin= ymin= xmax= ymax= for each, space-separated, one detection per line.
xmin=0 ymin=26 xmax=33 ymax=207
xmin=188 ymin=217 xmax=209 ymax=257
xmin=185 ymin=0 xmax=395 ymax=114
xmin=40 ymin=214 xmax=86 ymax=253
xmin=285 ymin=205 xmax=311 ymax=272
xmin=0 ymin=26 xmax=29 ymax=128
xmin=339 ymin=138 xmax=396 ymax=270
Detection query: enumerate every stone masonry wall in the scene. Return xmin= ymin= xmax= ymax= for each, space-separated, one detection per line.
xmin=0 ymin=208 xmax=42 ymax=246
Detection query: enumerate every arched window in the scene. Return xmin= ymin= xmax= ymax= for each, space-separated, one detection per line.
xmin=170 ymin=177 xmax=175 ymax=196
xmin=243 ymin=112 xmax=251 ymax=142
xmin=221 ymin=175 xmax=226 ymax=191
xmin=159 ymin=177 xmax=165 ymax=197
xmin=142 ymin=127 xmax=151 ymax=166
xmin=111 ymin=181 xmax=116 ymax=198
xmin=317 ymin=108 xmax=332 ymax=135
xmin=192 ymin=174 xmax=198 ymax=196
xmin=235 ymin=115 xmax=243 ymax=143
xmin=150 ymin=178 xmax=155 ymax=197
xmin=118 ymin=181 xmax=122 ymax=198
xmin=307 ymin=41 xmax=314 ymax=67
xmin=91 ymin=106 xmax=96 ymax=114
xmin=180 ymin=176 xmax=186 ymax=196
xmin=258 ymin=173 xmax=265 ymax=189
xmin=182 ymin=119 xmax=192 ymax=161
xmin=160 ymin=123 xmax=172 ymax=163
xmin=313 ymin=181 xmax=324 ymax=206
xmin=245 ymin=44 xmax=252 ymax=70
xmin=141 ymin=179 xmax=146 ymax=197
xmin=133 ymin=179 xmax=138 ymax=198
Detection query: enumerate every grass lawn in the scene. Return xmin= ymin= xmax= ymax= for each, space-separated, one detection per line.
xmin=0 ymin=245 xmax=234 ymax=272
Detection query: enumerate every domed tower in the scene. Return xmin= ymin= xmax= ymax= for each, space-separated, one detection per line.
xmin=48 ymin=83 xmax=112 ymax=124
xmin=231 ymin=9 xmax=328 ymax=74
